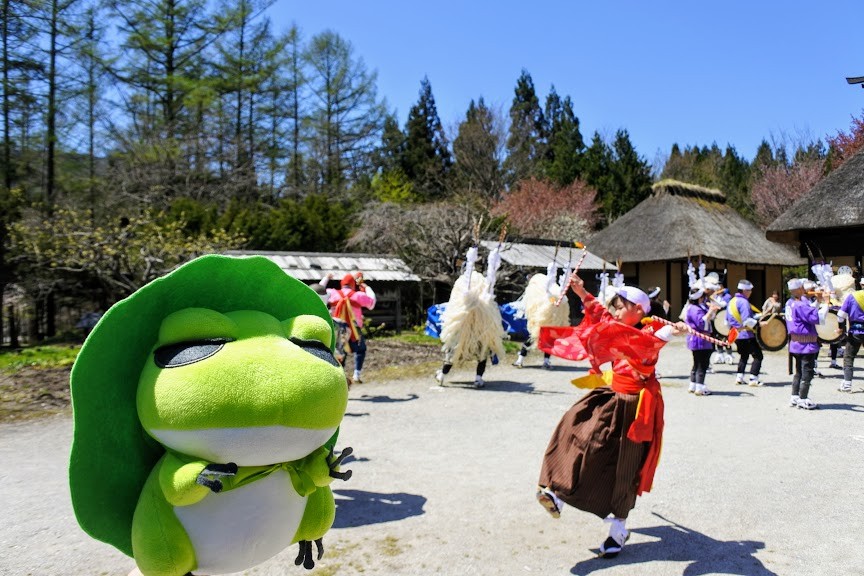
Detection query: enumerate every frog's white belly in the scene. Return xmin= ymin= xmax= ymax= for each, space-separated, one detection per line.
xmin=175 ymin=469 xmax=305 ymax=575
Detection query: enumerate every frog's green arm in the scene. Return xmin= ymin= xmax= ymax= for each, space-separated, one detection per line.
xmin=157 ymin=452 xmax=211 ymax=507
xmin=293 ymin=446 xmax=333 ymax=488
xmin=294 ymin=487 xmax=336 ymax=544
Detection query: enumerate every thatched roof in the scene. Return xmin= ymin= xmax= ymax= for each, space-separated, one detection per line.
xmin=766 ymin=147 xmax=864 ymax=242
xmin=588 ymin=180 xmax=804 ymax=265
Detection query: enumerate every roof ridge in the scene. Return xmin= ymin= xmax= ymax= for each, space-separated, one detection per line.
xmin=652 ymin=179 xmax=726 ymax=203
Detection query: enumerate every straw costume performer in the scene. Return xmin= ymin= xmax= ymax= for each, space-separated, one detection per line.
xmin=535 ymin=272 xmax=684 ymax=558
xmin=435 ymin=244 xmax=506 ymax=388
xmin=514 ymin=257 xmax=571 ymax=370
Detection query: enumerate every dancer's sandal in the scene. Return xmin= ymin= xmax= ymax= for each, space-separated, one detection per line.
xmin=598 ymin=534 xmax=629 ymax=558
xmin=535 ymin=487 xmax=561 ymax=519
xmin=598 ymin=518 xmax=629 ymax=558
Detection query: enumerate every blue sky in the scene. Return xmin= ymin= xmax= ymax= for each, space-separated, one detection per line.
xmin=268 ymin=1 xmax=864 ymax=164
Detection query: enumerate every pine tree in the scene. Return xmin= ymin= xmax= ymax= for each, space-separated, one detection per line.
xmin=377 ymin=113 xmax=407 ymax=173
xmin=279 ymin=25 xmax=306 ymax=197
xmin=402 ymin=76 xmax=452 ymax=200
xmin=109 ymin=0 xmax=224 ymax=196
xmin=303 ymin=30 xmax=386 ymax=198
xmin=584 ymin=130 xmax=651 ymax=224
xmin=452 ymin=97 xmax=503 ymax=201
xmin=212 ymin=0 xmax=279 ymax=194
xmin=752 ymin=139 xmax=775 ymax=170
xmin=543 ymin=86 xmax=583 ymax=186
xmin=719 ymin=144 xmax=753 ymax=219
xmin=504 ymin=69 xmax=545 ymax=186
xmin=607 ymin=129 xmax=652 ymax=219
xmin=581 ymin=131 xmax=613 ymax=224
xmin=370 ymin=113 xmax=415 ymax=203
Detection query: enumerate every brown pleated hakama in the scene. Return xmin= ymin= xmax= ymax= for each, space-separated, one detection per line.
xmin=538 ymin=387 xmax=648 ymax=519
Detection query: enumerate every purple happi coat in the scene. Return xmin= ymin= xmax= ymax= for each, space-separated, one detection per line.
xmin=726 ymin=293 xmax=755 ymax=340
xmin=685 ymin=302 xmax=714 ymax=351
xmin=785 ymin=297 xmax=821 ymax=355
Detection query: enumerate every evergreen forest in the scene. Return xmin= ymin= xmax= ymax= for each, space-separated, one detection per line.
xmin=2 ymin=0 xmax=862 ymax=341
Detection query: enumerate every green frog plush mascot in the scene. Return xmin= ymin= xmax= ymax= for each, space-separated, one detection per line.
xmin=69 ymin=255 xmax=352 ymax=575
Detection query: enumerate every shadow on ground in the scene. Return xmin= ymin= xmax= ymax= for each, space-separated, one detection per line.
xmin=570 ymin=514 xmax=777 ymax=576
xmin=352 ymin=393 xmax=420 ymax=403
xmin=515 ymin=365 xmax=588 ymax=374
xmin=437 ymin=380 xmax=565 ymax=394
xmin=332 ymin=489 xmax=426 ymax=528
xmin=699 ymin=390 xmax=755 ymax=397
xmin=816 ymin=402 xmax=864 ymax=412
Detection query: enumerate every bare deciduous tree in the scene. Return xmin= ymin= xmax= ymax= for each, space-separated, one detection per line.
xmin=348 ymin=201 xmax=480 ymax=284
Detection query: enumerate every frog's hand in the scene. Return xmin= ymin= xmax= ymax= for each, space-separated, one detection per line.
xmin=195 ymin=462 xmax=238 ymax=493
xmin=157 ymin=453 xmax=211 ymax=506
xmin=328 ymin=446 xmax=353 ymax=482
xmin=296 ymin=446 xmax=353 ymax=487
xmin=294 ymin=539 xmax=324 ymax=570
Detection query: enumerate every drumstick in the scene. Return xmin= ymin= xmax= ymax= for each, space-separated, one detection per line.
xmin=555 ymin=242 xmax=588 ymax=307
xmin=643 ymin=316 xmax=738 ymax=346
xmin=758 ymin=311 xmax=776 ymax=327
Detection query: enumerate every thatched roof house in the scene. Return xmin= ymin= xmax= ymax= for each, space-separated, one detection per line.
xmin=588 ymin=180 xmax=804 ymax=313
xmin=767 ymin=147 xmax=864 ymax=264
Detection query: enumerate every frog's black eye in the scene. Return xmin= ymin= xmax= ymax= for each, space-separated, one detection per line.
xmin=290 ymin=337 xmax=340 ymax=367
xmin=154 ymin=339 xmax=230 ymax=368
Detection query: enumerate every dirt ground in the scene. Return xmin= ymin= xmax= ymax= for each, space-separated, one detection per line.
xmin=0 ymin=338 xmax=441 ymax=422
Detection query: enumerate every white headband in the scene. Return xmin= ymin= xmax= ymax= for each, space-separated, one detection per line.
xmin=737 ymin=280 xmax=753 ymax=291
xmin=689 ymin=288 xmax=705 ymax=301
xmin=787 ymin=278 xmax=803 ymax=290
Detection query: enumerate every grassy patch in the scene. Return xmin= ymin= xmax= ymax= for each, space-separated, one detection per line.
xmin=379 ymin=535 xmax=404 ymax=557
xmin=0 ymin=344 xmax=81 ymax=372
xmin=365 ymin=360 xmax=441 ymax=382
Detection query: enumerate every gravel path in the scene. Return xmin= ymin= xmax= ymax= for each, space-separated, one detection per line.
xmin=2 ymin=340 xmax=863 ymax=576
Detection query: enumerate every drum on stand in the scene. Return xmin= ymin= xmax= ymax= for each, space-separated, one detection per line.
xmin=756 ymin=314 xmax=788 ymax=352
xmin=713 ymin=313 xmax=730 ymax=336
xmin=816 ymin=309 xmax=844 ymax=345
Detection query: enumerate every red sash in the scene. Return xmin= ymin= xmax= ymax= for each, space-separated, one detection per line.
xmin=333 ymin=290 xmax=360 ymax=341
xmin=539 ymin=294 xmax=666 ymax=494
xmin=610 ymin=365 xmax=664 ymax=495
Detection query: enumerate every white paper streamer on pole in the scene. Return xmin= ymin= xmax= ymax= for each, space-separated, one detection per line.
xmin=545 ymin=259 xmax=558 ymax=295
xmin=485 ymin=246 xmax=502 ymax=296
xmin=598 ymin=271 xmax=609 ymax=298
xmin=687 ymin=260 xmax=697 ymax=289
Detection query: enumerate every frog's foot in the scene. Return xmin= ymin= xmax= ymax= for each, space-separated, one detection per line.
xmin=294 ymin=538 xmax=324 ymax=569
xmin=195 ymin=462 xmax=238 ymax=493
xmin=328 ymin=447 xmax=353 ymax=481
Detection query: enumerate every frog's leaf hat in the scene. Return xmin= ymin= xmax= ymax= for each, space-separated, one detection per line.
xmin=69 ymin=254 xmax=333 ymax=557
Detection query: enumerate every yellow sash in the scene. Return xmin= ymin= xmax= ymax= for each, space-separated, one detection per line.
xmin=728 ymin=296 xmax=760 ymax=331
xmin=853 ymin=290 xmax=864 ymax=313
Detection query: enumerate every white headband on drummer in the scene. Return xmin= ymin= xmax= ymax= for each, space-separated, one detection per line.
xmin=737 ymin=279 xmax=753 ymax=291
xmin=787 ymin=278 xmax=804 ymax=290
xmin=689 ymin=288 xmax=705 ymax=300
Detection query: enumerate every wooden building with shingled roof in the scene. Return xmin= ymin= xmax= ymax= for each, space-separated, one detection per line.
xmin=588 ymin=179 xmax=805 ymax=317
xmin=767 ymin=147 xmax=864 ymax=272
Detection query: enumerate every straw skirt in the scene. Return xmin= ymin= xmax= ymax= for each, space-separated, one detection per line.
xmin=538 ymin=387 xmax=648 ymax=519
